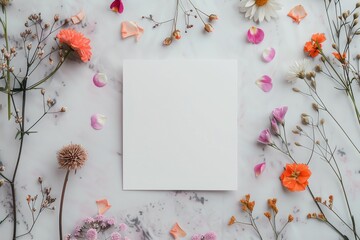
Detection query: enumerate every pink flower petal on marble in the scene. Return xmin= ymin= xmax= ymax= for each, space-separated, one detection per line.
xmin=262 ymin=47 xmax=276 ymax=62
xmin=247 ymin=26 xmax=264 ymax=44
xmin=170 ymin=223 xmax=187 ymax=240
xmin=121 ymin=21 xmax=144 ymax=41
xmin=71 ymin=10 xmax=85 ymax=24
xmin=288 ymin=5 xmax=308 ymax=24
xmin=254 ymin=162 xmax=266 ymax=177
xmin=256 ymin=75 xmax=273 ymax=92
xmin=91 ymin=114 xmax=107 ymax=130
xmin=93 ymin=72 xmax=108 ymax=87
xmin=96 ymin=199 xmax=112 ymax=215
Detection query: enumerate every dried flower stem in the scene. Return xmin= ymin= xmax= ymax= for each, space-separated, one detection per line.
xmin=59 ymin=170 xmax=70 ymax=240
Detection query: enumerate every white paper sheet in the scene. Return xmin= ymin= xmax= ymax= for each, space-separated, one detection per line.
xmin=123 ymin=60 xmax=238 ymax=190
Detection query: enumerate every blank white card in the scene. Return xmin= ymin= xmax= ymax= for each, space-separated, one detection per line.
xmin=123 ymin=60 xmax=238 ymax=190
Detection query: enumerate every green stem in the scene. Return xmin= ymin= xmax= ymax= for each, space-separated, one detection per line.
xmin=2 ymin=7 xmax=11 ymax=119
xmin=59 ymin=170 xmax=70 ymax=240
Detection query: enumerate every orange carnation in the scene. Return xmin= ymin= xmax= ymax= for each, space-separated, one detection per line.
xmin=280 ymin=163 xmax=311 ymax=192
xmin=56 ymin=29 xmax=92 ymax=62
xmin=332 ymin=52 xmax=346 ymax=63
xmin=304 ymin=33 xmax=326 ymax=58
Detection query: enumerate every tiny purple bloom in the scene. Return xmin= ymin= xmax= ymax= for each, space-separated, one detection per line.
xmin=257 ymin=129 xmax=272 ymax=145
xmin=111 ymin=232 xmax=122 ymax=240
xmin=107 ymin=217 xmax=116 ymax=226
xmin=119 ymin=223 xmax=128 ymax=232
xmin=86 ymin=228 xmax=97 ymax=240
xmin=272 ymin=106 xmax=288 ymax=124
xmin=83 ymin=217 xmax=94 ymax=224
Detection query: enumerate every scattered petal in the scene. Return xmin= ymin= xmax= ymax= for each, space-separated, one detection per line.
xmin=256 ymin=75 xmax=272 ymax=92
xmin=110 ymin=0 xmax=124 ymax=13
xmin=96 ymin=199 xmax=112 ymax=215
xmin=247 ymin=26 xmax=264 ymax=44
xmin=121 ymin=21 xmax=144 ymax=41
xmin=91 ymin=114 xmax=107 ymax=130
xmin=170 ymin=223 xmax=186 ymax=240
xmin=262 ymin=47 xmax=276 ymax=62
xmin=71 ymin=10 xmax=86 ymax=24
xmin=254 ymin=162 xmax=266 ymax=177
xmin=93 ymin=73 xmax=108 ymax=87
xmin=287 ymin=5 xmax=307 ymax=24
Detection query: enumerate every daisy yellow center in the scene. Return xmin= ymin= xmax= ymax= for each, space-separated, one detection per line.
xmin=255 ymin=0 xmax=269 ymax=6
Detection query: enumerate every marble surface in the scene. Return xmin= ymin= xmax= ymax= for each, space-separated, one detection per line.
xmin=0 ymin=0 xmax=360 ymax=239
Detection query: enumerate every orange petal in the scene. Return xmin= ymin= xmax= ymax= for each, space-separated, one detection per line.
xmin=287 ymin=5 xmax=307 ymax=24
xmin=170 ymin=222 xmax=186 ymax=239
xmin=121 ymin=21 xmax=144 ymax=41
xmin=71 ymin=10 xmax=86 ymax=25
xmin=96 ymin=199 xmax=112 ymax=215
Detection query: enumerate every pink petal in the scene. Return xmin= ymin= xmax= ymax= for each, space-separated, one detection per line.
xmin=71 ymin=10 xmax=85 ymax=25
xmin=110 ymin=0 xmax=124 ymax=13
xmin=121 ymin=21 xmax=144 ymax=41
xmin=118 ymin=1 xmax=124 ymax=13
xmin=262 ymin=47 xmax=276 ymax=62
xmin=258 ymin=129 xmax=272 ymax=145
xmin=254 ymin=162 xmax=266 ymax=177
xmin=91 ymin=114 xmax=107 ymax=130
xmin=272 ymin=106 xmax=288 ymax=124
xmin=256 ymin=75 xmax=273 ymax=92
xmin=247 ymin=26 xmax=264 ymax=44
xmin=288 ymin=5 xmax=307 ymax=23
xmin=93 ymin=72 xmax=108 ymax=87
xmin=96 ymin=199 xmax=112 ymax=215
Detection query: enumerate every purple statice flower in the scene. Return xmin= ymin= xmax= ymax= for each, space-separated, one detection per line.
xmin=110 ymin=232 xmax=122 ymax=240
xmin=119 ymin=223 xmax=128 ymax=232
xmin=106 ymin=217 xmax=116 ymax=226
xmin=86 ymin=228 xmax=97 ymax=240
xmin=83 ymin=217 xmax=95 ymax=224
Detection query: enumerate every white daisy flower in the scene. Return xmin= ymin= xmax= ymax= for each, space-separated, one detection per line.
xmin=239 ymin=0 xmax=282 ymax=23
xmin=286 ymin=59 xmax=310 ymax=83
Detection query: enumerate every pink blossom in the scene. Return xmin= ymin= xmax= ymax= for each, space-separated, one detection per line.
xmin=83 ymin=217 xmax=94 ymax=224
xmin=254 ymin=162 xmax=266 ymax=177
xmin=272 ymin=106 xmax=288 ymax=124
xmin=119 ymin=223 xmax=128 ymax=232
xmin=107 ymin=217 xmax=116 ymax=226
xmin=111 ymin=232 xmax=122 ymax=240
xmin=257 ymin=129 xmax=272 ymax=145
xmin=86 ymin=228 xmax=97 ymax=240
xmin=270 ymin=117 xmax=280 ymax=135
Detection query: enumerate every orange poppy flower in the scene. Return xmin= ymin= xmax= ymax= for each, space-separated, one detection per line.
xmin=304 ymin=33 xmax=326 ymax=58
xmin=56 ymin=29 xmax=92 ymax=62
xmin=332 ymin=52 xmax=347 ymax=63
xmin=280 ymin=163 xmax=311 ymax=192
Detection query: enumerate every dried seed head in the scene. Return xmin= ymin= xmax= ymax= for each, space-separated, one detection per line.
xmin=172 ymin=30 xmax=181 ymax=40
xmin=354 ymin=12 xmax=359 ymax=19
xmin=204 ymin=23 xmax=214 ymax=33
xmin=357 ymin=54 xmax=360 ymax=60
xmin=0 ymin=165 xmax=4 ymax=171
xmin=40 ymin=88 xmax=45 ymax=95
xmin=312 ymin=103 xmax=319 ymax=111
xmin=209 ymin=14 xmax=219 ymax=21
xmin=357 ymin=2 xmax=360 ymax=8
xmin=60 ymin=107 xmax=67 ymax=112
xmin=332 ymin=43 xmax=337 ymax=49
xmin=0 ymin=0 xmax=9 ymax=7
xmin=320 ymin=119 xmax=325 ymax=125
xmin=54 ymin=14 xmax=59 ymax=22
xmin=288 ymin=215 xmax=294 ymax=222
xmin=57 ymin=144 xmax=88 ymax=171
xmin=0 ymin=179 xmax=4 ymax=187
xmin=301 ymin=115 xmax=309 ymax=125
xmin=163 ymin=37 xmax=172 ymax=46
xmin=292 ymin=130 xmax=300 ymax=135
xmin=315 ymin=65 xmax=322 ymax=72
xmin=292 ymin=87 xmax=300 ymax=93
xmin=38 ymin=177 xmax=43 ymax=184
xmin=294 ymin=142 xmax=302 ymax=146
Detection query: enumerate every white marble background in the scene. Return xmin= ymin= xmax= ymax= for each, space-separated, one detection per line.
xmin=0 ymin=0 xmax=360 ymax=239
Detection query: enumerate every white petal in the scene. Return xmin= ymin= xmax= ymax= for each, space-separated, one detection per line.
xmin=245 ymin=0 xmax=256 ymax=8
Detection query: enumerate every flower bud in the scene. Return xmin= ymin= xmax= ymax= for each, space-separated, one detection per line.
xmin=312 ymin=103 xmax=319 ymax=111
xmin=331 ymin=43 xmax=337 ymax=49
xmin=292 ymin=87 xmax=300 ymax=93
xmin=38 ymin=177 xmax=43 ymax=184
xmin=0 ymin=0 xmax=9 ymax=7
xmin=54 ymin=14 xmax=59 ymax=22
xmin=208 ymin=14 xmax=219 ymax=21
xmin=0 ymin=179 xmax=4 ymax=187
xmin=354 ymin=12 xmax=359 ymax=19
xmin=0 ymin=165 xmax=4 ymax=171
xmin=204 ymin=24 xmax=214 ymax=33
xmin=356 ymin=2 xmax=360 ymax=8
xmin=163 ymin=37 xmax=172 ymax=46
xmin=172 ymin=30 xmax=181 ymax=40
xmin=60 ymin=107 xmax=67 ymax=112
xmin=315 ymin=65 xmax=322 ymax=72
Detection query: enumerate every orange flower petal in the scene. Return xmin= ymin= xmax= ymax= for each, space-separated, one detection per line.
xmin=96 ymin=199 xmax=112 ymax=215
xmin=170 ymin=222 xmax=186 ymax=239
xmin=311 ymin=33 xmax=326 ymax=44
xmin=71 ymin=10 xmax=86 ymax=25
xmin=287 ymin=5 xmax=307 ymax=23
xmin=280 ymin=163 xmax=311 ymax=192
xmin=121 ymin=21 xmax=144 ymax=41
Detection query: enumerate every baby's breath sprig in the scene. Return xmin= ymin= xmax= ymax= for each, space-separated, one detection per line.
xmin=142 ymin=0 xmax=218 ymax=46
